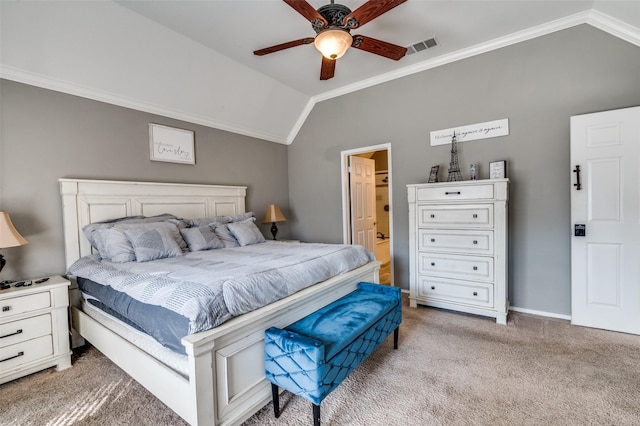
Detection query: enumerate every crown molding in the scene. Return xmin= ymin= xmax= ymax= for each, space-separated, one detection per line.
xmin=0 ymin=65 xmax=290 ymax=145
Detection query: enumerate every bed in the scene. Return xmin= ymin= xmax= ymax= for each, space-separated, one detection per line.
xmin=59 ymin=178 xmax=380 ymax=426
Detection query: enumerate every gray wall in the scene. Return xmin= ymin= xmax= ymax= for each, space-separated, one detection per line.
xmin=0 ymin=80 xmax=289 ymax=280
xmin=288 ymin=25 xmax=640 ymax=315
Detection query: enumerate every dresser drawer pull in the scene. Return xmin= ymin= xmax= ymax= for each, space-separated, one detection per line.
xmin=0 ymin=329 xmax=23 ymax=339
xmin=0 ymin=351 xmax=24 ymax=363
xmin=473 ymin=266 xmax=478 ymax=271
xmin=472 ymin=214 xmax=478 ymax=218
xmin=430 ymin=238 xmax=436 ymax=243
xmin=430 ymin=262 xmax=436 ymax=266
xmin=431 ymin=286 xmax=436 ymax=290
xmin=473 ymin=292 xmax=478 ymax=296
xmin=430 ymin=214 xmax=435 ymax=218
xmin=2 ymin=305 xmax=10 ymax=312
xmin=472 ymin=240 xmax=478 ymax=244
xmin=445 ymin=191 xmax=461 ymax=195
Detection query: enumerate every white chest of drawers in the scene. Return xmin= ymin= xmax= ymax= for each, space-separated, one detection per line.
xmin=0 ymin=276 xmax=72 ymax=383
xmin=407 ymin=179 xmax=509 ymax=324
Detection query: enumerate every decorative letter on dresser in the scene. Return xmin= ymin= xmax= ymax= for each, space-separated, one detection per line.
xmin=407 ymin=179 xmax=509 ymax=324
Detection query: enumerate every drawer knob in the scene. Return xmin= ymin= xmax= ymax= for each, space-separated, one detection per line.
xmin=431 ymin=286 xmax=436 ymax=290
xmin=430 ymin=262 xmax=436 ymax=266
xmin=473 ymin=292 xmax=478 ymax=296
xmin=473 ymin=240 xmax=478 ymax=245
xmin=430 ymin=214 xmax=435 ymax=218
xmin=1 ymin=306 xmax=10 ymax=312
xmin=473 ymin=214 xmax=478 ymax=219
xmin=445 ymin=191 xmax=461 ymax=195
xmin=430 ymin=238 xmax=436 ymax=243
xmin=0 ymin=351 xmax=24 ymax=363
xmin=473 ymin=266 xmax=478 ymax=271
xmin=0 ymin=329 xmax=23 ymax=339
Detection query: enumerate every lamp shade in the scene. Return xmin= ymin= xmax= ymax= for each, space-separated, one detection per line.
xmin=262 ymin=205 xmax=286 ymax=223
xmin=314 ymin=29 xmax=353 ymax=60
xmin=0 ymin=211 xmax=28 ymax=248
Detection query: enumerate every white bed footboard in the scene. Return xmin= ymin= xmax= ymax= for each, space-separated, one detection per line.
xmin=60 ymin=178 xmax=380 ymax=425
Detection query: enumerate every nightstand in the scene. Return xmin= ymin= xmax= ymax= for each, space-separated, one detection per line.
xmin=0 ymin=275 xmax=72 ymax=384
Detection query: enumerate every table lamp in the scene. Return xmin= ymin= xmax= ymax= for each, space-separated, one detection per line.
xmin=262 ymin=204 xmax=286 ymax=240
xmin=0 ymin=211 xmax=28 ymax=274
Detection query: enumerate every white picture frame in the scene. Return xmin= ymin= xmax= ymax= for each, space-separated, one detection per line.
xmin=149 ymin=123 xmax=195 ymax=164
xmin=490 ymin=160 xmax=507 ymax=179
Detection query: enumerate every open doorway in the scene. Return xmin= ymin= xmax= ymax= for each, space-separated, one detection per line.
xmin=341 ymin=143 xmax=394 ymax=285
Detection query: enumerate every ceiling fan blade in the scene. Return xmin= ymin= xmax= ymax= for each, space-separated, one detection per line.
xmin=253 ymin=38 xmax=315 ymax=56
xmin=284 ymin=0 xmax=328 ymax=26
xmin=344 ymin=0 xmax=407 ymax=29
xmin=352 ymin=35 xmax=407 ymax=60
xmin=320 ymin=56 xmax=336 ymax=80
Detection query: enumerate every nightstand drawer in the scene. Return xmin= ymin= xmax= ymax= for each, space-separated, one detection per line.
xmin=417 ymin=276 xmax=494 ymax=308
xmin=418 ymin=229 xmax=493 ymax=254
xmin=0 ymin=335 xmax=53 ymax=371
xmin=0 ymin=314 xmax=52 ymax=348
xmin=418 ymin=252 xmax=494 ymax=282
xmin=417 ymin=204 xmax=493 ymax=228
xmin=0 ymin=292 xmax=51 ymax=319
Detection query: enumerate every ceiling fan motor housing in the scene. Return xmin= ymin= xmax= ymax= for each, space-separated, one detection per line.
xmin=314 ymin=3 xmax=357 ymax=33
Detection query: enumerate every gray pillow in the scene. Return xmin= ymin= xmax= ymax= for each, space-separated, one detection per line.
xmin=92 ymin=227 xmax=136 ymax=263
xmin=180 ymin=226 xmax=224 ymax=251
xmin=212 ymin=223 xmax=240 ymax=248
xmin=124 ymin=222 xmax=183 ymax=262
xmin=83 ymin=214 xmax=180 ymax=251
xmin=188 ymin=212 xmax=254 ymax=227
xmin=227 ymin=218 xmax=266 ymax=246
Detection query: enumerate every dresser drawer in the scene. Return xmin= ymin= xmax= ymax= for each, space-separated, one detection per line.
xmin=0 ymin=292 xmax=51 ymax=320
xmin=0 ymin=335 xmax=53 ymax=371
xmin=417 ymin=276 xmax=494 ymax=308
xmin=416 ymin=183 xmax=494 ymax=201
xmin=418 ymin=252 xmax=494 ymax=282
xmin=417 ymin=204 xmax=493 ymax=228
xmin=418 ymin=229 xmax=493 ymax=254
xmin=0 ymin=314 xmax=52 ymax=348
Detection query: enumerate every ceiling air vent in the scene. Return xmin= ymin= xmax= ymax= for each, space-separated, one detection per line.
xmin=406 ymin=37 xmax=438 ymax=56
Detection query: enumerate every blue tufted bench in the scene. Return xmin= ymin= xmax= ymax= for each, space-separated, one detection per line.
xmin=264 ymin=282 xmax=402 ymax=426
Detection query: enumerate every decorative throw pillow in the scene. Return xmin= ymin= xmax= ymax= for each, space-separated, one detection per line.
xmin=123 ymin=222 xmax=184 ymax=262
xmin=227 ymin=218 xmax=266 ymax=246
xmin=180 ymin=226 xmax=224 ymax=251
xmin=92 ymin=227 xmax=136 ymax=263
xmin=212 ymin=223 xmax=240 ymax=248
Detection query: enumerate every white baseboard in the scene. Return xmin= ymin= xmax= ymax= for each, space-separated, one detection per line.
xmin=510 ymin=306 xmax=571 ymax=321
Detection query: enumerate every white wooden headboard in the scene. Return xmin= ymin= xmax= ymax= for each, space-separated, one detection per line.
xmin=59 ymin=179 xmax=247 ymax=269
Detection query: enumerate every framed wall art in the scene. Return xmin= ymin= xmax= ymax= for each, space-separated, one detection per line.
xmin=149 ymin=123 xmax=195 ymax=165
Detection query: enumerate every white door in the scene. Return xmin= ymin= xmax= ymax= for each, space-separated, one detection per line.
xmin=571 ymin=106 xmax=640 ymax=335
xmin=349 ymin=156 xmax=376 ymax=253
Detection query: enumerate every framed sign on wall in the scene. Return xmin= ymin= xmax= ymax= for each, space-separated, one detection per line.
xmin=149 ymin=123 xmax=195 ymax=164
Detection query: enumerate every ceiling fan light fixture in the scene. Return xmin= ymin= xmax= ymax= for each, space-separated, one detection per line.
xmin=314 ymin=28 xmax=353 ymax=60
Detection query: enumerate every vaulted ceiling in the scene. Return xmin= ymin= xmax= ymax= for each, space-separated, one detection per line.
xmin=1 ymin=1 xmax=639 ymax=144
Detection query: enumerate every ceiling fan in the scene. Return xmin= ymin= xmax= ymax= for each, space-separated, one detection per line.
xmin=253 ymin=0 xmax=408 ymax=80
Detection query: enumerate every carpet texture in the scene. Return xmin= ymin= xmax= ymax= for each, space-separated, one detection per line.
xmin=1 ymin=296 xmax=639 ymax=425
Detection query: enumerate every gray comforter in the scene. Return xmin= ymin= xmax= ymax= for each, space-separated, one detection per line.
xmin=67 ymin=241 xmax=375 ymax=335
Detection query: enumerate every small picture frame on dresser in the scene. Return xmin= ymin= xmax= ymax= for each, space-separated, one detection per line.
xmin=427 ymin=165 xmax=439 ymax=183
xmin=489 ymin=160 xmax=507 ymax=179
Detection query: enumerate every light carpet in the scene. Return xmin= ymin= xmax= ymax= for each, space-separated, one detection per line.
xmin=1 ymin=296 xmax=639 ymax=425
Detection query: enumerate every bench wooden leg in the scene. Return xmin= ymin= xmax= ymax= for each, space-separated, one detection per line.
xmin=313 ymin=403 xmax=321 ymax=426
xmin=271 ymin=383 xmax=280 ymax=418
xmin=394 ymin=327 xmax=399 ymax=349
